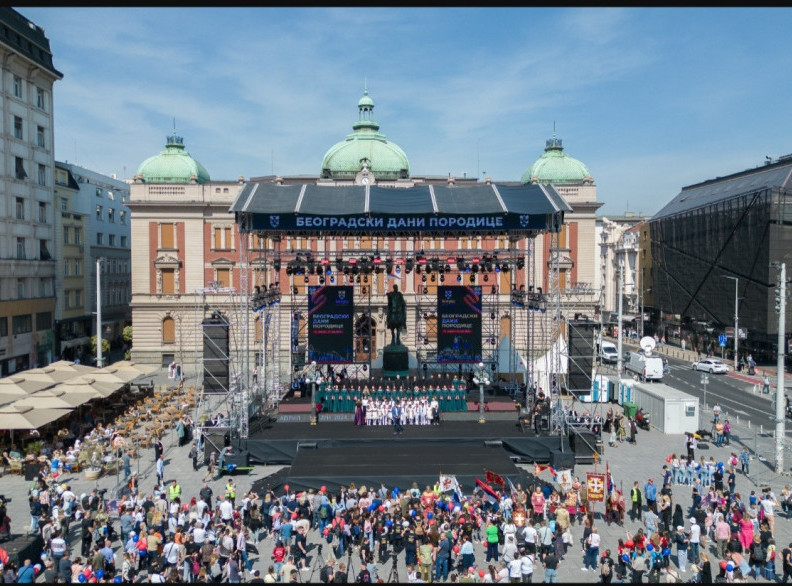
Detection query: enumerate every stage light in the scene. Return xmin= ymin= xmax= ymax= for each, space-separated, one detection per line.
xmin=517 ymin=259 xmax=525 ymax=270
xmin=319 ymin=276 xmax=325 ymax=285
xmin=440 ymin=274 xmax=445 ymax=283
xmin=304 ymin=276 xmax=309 ymax=284
xmin=395 ymin=266 xmax=401 ymax=274
xmin=483 ymin=274 xmax=489 ymax=282
xmin=336 ymin=257 xmax=343 ymax=271
xmin=363 ymin=275 xmax=368 ymax=284
xmin=292 ymin=286 xmax=298 ymax=295
xmin=430 ymin=274 xmax=436 ymax=283
xmin=362 ymin=286 xmax=368 ymax=294
xmin=416 ymin=265 xmax=422 ymax=275
xmin=423 ymin=287 xmax=428 ymax=294
xmin=490 ymin=312 xmax=496 ymax=320
xmin=501 ymin=263 xmax=510 ymax=273
xmin=430 ymin=258 xmax=441 ymax=272
xmin=385 ymin=259 xmax=393 ymax=274
xmin=330 ymin=276 xmax=335 ymax=284
xmin=456 ymin=275 xmax=462 ymax=283
xmin=405 ymin=259 xmax=414 ymax=273
xmin=423 ymin=312 xmax=428 ymax=319
xmin=422 ymin=274 xmax=427 ymax=282
xmin=491 ymin=285 xmax=497 ymax=294
xmin=326 ymin=268 xmax=332 ymax=275
xmin=273 ymin=259 xmax=281 ymax=272
xmin=494 ymin=263 xmax=501 ymax=273
xmin=469 ymin=275 xmax=475 ymax=284
xmin=356 ymin=275 xmax=361 ymax=284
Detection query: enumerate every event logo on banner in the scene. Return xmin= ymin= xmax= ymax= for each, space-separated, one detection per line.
xmin=586 ymin=473 xmax=606 ymax=502
xmin=307 ymin=286 xmax=354 ymax=363
xmin=437 ymin=286 xmax=482 ymax=363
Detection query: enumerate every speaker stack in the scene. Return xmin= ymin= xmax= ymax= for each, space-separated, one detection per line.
xmin=203 ymin=313 xmax=229 ymax=393
xmin=568 ymin=320 xmax=596 ymax=392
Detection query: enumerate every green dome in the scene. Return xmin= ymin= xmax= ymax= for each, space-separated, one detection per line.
xmin=321 ymin=90 xmax=410 ymax=181
xmin=521 ymin=135 xmax=592 ymax=185
xmin=136 ymin=132 xmax=210 ymax=184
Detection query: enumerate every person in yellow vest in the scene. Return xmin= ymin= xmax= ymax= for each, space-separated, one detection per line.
xmin=168 ymin=479 xmax=181 ymax=503
xmin=225 ymin=479 xmax=236 ymax=508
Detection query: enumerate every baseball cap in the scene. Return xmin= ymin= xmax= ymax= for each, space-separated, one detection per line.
xmin=677 ymin=526 xmax=684 ymax=531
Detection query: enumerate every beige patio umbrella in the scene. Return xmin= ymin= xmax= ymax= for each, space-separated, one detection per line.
xmin=0 ymin=375 xmax=55 ymax=394
xmin=13 ymin=388 xmax=93 ymax=409
xmin=93 ymin=366 xmax=139 ymax=384
xmin=48 ymin=360 xmax=101 ymax=375
xmin=22 ymin=366 xmax=83 ymax=384
xmin=71 ymin=375 xmax=125 ymax=397
xmin=111 ymin=361 xmax=157 ymax=375
xmin=49 ymin=378 xmax=111 ymax=399
xmin=0 ymin=404 xmax=72 ymax=430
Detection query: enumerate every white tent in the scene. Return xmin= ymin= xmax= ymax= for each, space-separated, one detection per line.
xmin=495 ymin=334 xmax=568 ymax=393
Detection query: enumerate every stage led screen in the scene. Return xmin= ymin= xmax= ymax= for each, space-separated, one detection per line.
xmin=307 ymin=286 xmax=354 ymax=363
xmin=437 ymin=286 xmax=482 ymax=363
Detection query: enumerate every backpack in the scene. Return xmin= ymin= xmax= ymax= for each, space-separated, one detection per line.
xmin=319 ymin=505 xmax=330 ymax=520
xmin=320 ymin=565 xmax=331 ymax=584
xmin=497 ymin=525 xmax=505 ymax=545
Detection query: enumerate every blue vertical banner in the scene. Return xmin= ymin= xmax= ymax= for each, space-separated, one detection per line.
xmin=307 ymin=286 xmax=354 ymax=363
xmin=437 ymin=286 xmax=482 ymax=363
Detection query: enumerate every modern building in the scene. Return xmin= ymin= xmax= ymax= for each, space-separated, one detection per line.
xmin=53 ymin=162 xmax=131 ymax=362
xmin=648 ymin=155 xmax=792 ymax=362
xmin=128 ymin=90 xmax=600 ymax=396
xmin=0 ymin=7 xmax=62 ymax=375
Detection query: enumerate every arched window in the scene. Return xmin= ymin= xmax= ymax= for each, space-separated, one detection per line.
xmin=162 ymin=317 xmax=175 ymax=344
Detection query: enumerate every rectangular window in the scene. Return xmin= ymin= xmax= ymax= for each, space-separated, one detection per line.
xmin=39 ymin=240 xmax=50 ymax=260
xmin=107 ymin=208 xmax=114 ymax=223
xmin=96 ymin=205 xmax=102 ymax=221
xmin=109 ymin=234 xmax=115 ymax=247
xmin=64 ymin=291 xmax=71 ymax=310
xmin=161 ymin=269 xmax=175 ymax=294
xmin=12 ymin=314 xmax=32 ymax=335
xmin=60 ymin=197 xmax=68 ymax=212
xmin=0 ymin=317 xmax=7 ymax=338
xmin=74 ymin=228 xmax=81 ymax=245
xmin=13 ymin=75 xmax=21 ymax=98
xmin=39 ymin=278 xmax=47 ymax=297
xmin=16 ymin=237 xmax=24 ymax=259
xmin=120 ymin=235 xmax=128 ymax=248
xmin=15 ymin=197 xmax=24 ymax=219
xmin=96 ymin=233 xmax=103 ymax=245
xmin=17 ymin=279 xmax=25 ymax=298
xmin=216 ymin=268 xmax=231 ymax=288
xmin=161 ymin=223 xmax=175 ymax=248
xmin=64 ymin=260 xmax=70 ymax=276
xmin=37 ymin=125 xmax=44 ymax=148
xmin=63 ymin=227 xmax=70 ymax=244
xmin=38 ymin=202 xmax=46 ymax=222
xmin=224 ymin=227 xmax=232 ymax=249
xmin=213 ymin=227 xmax=222 ymax=249
xmin=13 ymin=116 xmax=22 ymax=140
xmin=36 ymin=88 xmax=44 ymax=109
xmin=107 ymin=190 xmax=115 ymax=201
xmin=37 ymin=164 xmax=45 ymax=186
xmin=96 ymin=187 xmax=102 ymax=197
xmin=36 ymin=312 xmax=51 ymax=331
xmin=119 ymin=210 xmax=126 ymax=225
xmin=75 ymin=260 xmax=82 ymax=275
xmin=74 ymin=290 xmax=82 ymax=308
xmin=15 ymin=157 xmax=26 ymax=180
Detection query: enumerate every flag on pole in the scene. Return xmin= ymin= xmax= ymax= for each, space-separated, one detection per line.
xmin=606 ymin=461 xmax=613 ymax=494
xmin=439 ymin=474 xmax=461 ymax=494
xmin=475 ymin=478 xmax=499 ymax=504
xmin=506 ymin=476 xmax=518 ymax=497
xmin=485 ymin=469 xmax=505 ymax=487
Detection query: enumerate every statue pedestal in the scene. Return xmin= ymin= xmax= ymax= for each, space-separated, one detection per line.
xmin=382 ymin=343 xmax=409 ymax=378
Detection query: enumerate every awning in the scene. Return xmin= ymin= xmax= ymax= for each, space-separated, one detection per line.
xmin=231 ymin=183 xmax=570 ymax=236
xmin=59 ymin=337 xmax=89 ymax=350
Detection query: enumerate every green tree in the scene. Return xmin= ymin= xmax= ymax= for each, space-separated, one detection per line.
xmin=90 ymin=336 xmax=111 ymax=365
xmin=122 ymin=325 xmax=133 ymax=344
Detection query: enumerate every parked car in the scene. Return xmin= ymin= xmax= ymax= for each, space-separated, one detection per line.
xmin=692 ymin=359 xmax=729 ymax=374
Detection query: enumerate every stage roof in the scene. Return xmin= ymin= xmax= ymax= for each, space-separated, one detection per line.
xmin=231 ymin=183 xmax=570 ymax=236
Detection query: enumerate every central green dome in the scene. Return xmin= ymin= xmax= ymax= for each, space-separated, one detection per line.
xmin=321 ymin=90 xmax=410 ymax=181
xmin=136 ymin=132 xmax=210 ymax=184
xmin=521 ymin=135 xmax=592 ymax=185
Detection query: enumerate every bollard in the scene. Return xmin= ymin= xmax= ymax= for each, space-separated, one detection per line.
xmin=760 ymin=424 xmax=763 ymax=435
xmin=737 ymin=415 xmax=740 ymax=424
xmin=748 ymin=420 xmax=751 ymax=429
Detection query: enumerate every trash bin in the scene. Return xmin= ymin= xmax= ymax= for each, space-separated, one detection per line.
xmin=623 ymin=401 xmax=638 ymax=419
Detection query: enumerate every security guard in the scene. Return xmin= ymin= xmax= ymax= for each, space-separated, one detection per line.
xmin=225 ymin=479 xmax=236 ymax=508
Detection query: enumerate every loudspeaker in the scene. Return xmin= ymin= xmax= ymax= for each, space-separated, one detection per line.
xmin=568 ymin=321 xmax=596 ymax=391
xmin=570 ymin=431 xmax=597 ymax=459
xmin=550 ymin=449 xmax=575 ymax=470
xmin=203 ymin=314 xmax=229 ymax=392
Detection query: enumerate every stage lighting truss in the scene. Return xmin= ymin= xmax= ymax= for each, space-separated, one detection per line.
xmin=251 ymin=285 xmax=282 ymax=312
xmin=510 ymin=286 xmax=546 ymax=312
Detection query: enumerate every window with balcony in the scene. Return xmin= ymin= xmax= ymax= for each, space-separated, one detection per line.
xmin=13 ymin=116 xmax=22 ymax=140
xmin=15 ymin=157 xmax=26 ymax=180
xmin=15 ymin=197 xmax=24 ymax=219
xmin=39 ymin=202 xmax=46 ymax=223
xmin=74 ymin=228 xmax=81 ymax=245
xmin=12 ymin=314 xmax=32 ymax=335
xmin=96 ymin=205 xmax=102 ymax=221
xmin=107 ymin=208 xmax=114 ymax=223
xmin=13 ymin=75 xmax=21 ymax=98
xmin=37 ymin=164 xmax=45 ymax=186
xmin=36 ymin=125 xmax=45 ymax=148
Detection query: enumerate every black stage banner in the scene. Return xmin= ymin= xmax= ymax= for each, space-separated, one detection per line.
xmin=307 ymin=286 xmax=354 ymax=363
xmin=437 ymin=286 xmax=482 ymax=363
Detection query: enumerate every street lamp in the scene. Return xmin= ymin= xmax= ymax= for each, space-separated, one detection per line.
xmin=309 ymin=361 xmax=318 ymax=426
xmin=473 ymin=361 xmax=490 ymax=424
xmin=640 ymin=287 xmax=651 ymax=339
xmin=722 ymin=276 xmax=739 ymax=367
xmin=700 ymin=372 xmax=709 ymax=411
xmin=96 ymin=257 xmax=104 ymax=368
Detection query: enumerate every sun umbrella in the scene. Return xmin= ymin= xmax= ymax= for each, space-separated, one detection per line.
xmin=0 ymin=375 xmax=55 ymax=393
xmin=13 ymin=389 xmax=93 ymax=409
xmin=93 ymin=367 xmax=139 ymax=384
xmin=111 ymin=361 xmax=157 ymax=375
xmin=47 ymin=360 xmax=101 ymax=376
xmin=0 ymin=404 xmax=72 ymax=430
xmin=22 ymin=366 xmax=82 ymax=384
xmin=49 ymin=379 xmax=109 ymax=399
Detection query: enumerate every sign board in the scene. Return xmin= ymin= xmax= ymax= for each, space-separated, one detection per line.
xmin=725 ymin=327 xmax=748 ymax=340
xmin=586 ymin=472 xmax=606 ymax=502
xmin=307 ymin=286 xmax=354 ymax=363
xmin=437 ymin=286 xmax=482 ymax=363
xmin=718 ymin=334 xmax=727 ymax=348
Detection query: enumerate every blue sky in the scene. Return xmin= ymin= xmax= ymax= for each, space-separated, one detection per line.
xmin=18 ymin=7 xmax=792 ymax=216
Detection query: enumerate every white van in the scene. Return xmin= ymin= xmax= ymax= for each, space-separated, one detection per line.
xmin=598 ymin=341 xmax=619 ymax=364
xmin=624 ymin=351 xmax=664 ymax=382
